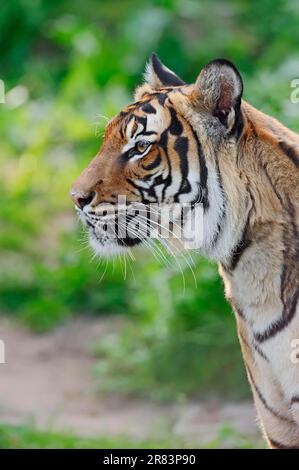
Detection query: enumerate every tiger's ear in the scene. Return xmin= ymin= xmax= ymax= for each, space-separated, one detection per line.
xmin=194 ymin=59 xmax=243 ymax=132
xmin=144 ymin=53 xmax=185 ymax=88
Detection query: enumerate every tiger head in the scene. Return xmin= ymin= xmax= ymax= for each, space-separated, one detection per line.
xmin=70 ymin=54 xmax=247 ymax=260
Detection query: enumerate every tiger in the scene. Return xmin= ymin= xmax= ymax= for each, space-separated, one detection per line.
xmin=70 ymin=53 xmax=299 ymax=449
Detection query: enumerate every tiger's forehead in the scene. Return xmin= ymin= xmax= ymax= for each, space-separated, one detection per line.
xmin=104 ymin=92 xmax=170 ymax=144
xmin=121 ymin=91 xmax=168 ymax=115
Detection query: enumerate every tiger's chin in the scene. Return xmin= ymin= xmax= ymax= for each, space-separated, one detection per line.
xmin=89 ymin=231 xmax=143 ymax=258
xmin=89 ymin=231 xmax=200 ymax=261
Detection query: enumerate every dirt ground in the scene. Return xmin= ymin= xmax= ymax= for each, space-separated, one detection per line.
xmin=0 ymin=316 xmax=260 ymax=445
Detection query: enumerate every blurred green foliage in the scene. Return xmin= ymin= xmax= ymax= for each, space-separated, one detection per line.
xmin=1 ymin=0 xmax=299 ymax=399
xmin=0 ymin=423 xmax=265 ymax=449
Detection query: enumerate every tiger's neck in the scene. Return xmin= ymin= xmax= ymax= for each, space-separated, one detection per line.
xmin=202 ymin=100 xmax=299 ymax=259
xmin=216 ymin=101 xmax=299 ymax=330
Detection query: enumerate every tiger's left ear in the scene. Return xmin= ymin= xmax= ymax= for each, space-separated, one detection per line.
xmin=194 ymin=59 xmax=243 ymax=133
xmin=144 ymin=53 xmax=185 ymax=88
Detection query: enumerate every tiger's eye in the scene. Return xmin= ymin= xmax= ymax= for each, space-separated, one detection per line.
xmin=136 ymin=141 xmax=149 ymax=153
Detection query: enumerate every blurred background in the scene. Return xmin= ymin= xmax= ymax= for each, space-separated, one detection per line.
xmin=0 ymin=0 xmax=299 ymax=449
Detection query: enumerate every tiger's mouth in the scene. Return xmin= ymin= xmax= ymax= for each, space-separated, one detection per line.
xmin=76 ymin=203 xmax=154 ymax=257
xmin=77 ymin=199 xmax=203 ymax=258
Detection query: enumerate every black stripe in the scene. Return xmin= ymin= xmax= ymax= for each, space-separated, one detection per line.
xmin=238 ymin=329 xmax=269 ymax=361
xmin=228 ymin=99 xmax=244 ymax=140
xmin=134 ymin=116 xmax=147 ymax=136
xmin=117 ymin=236 xmax=143 ymax=247
xmin=210 ymin=156 xmax=226 ymax=247
xmin=147 ymin=180 xmax=160 ymax=199
xmin=141 ymin=103 xmax=156 ymax=114
xmin=227 ymin=233 xmax=251 ymax=271
xmin=142 ymin=153 xmax=161 ymax=171
xmin=179 ymin=179 xmax=192 ymax=195
xmin=246 ymin=364 xmax=293 ymax=424
xmin=125 ymin=178 xmax=143 ymax=194
xmin=186 ymin=125 xmax=209 ymax=210
xmin=235 ymin=306 xmax=245 ymax=319
xmin=151 ymin=53 xmax=185 ymax=87
xmin=156 ymin=93 xmax=168 ymax=106
xmin=254 ymin=287 xmax=299 ymax=343
xmin=227 ymin=184 xmax=255 ymax=272
xmin=226 ymin=185 xmax=254 ymax=271
xmin=254 ymin=167 xmax=299 ymax=343
xmin=229 ymin=299 xmax=246 ymax=320
xmin=189 ymin=127 xmax=208 ymax=197
xmin=253 ymin=342 xmax=269 ymax=362
xmin=291 ymin=396 xmax=299 ymax=405
xmin=173 ymin=136 xmax=190 ymax=202
xmin=174 ymin=137 xmax=189 ymax=180
xmin=168 ymin=107 xmax=183 ymax=136
xmin=140 ymin=131 xmax=158 ymax=137
xmin=119 ymin=110 xmax=129 ymax=118
xmin=158 ymin=130 xmax=172 ymax=200
xmin=238 ymin=332 xmax=268 ymax=361
xmin=190 ymin=183 xmax=204 ymax=206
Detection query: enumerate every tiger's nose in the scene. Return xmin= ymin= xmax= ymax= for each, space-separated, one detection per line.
xmin=70 ymin=189 xmax=96 ymax=210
